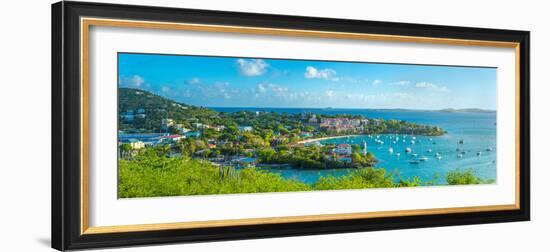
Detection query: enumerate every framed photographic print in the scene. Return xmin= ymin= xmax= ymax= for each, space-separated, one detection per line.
xmin=52 ymin=1 xmax=530 ymax=250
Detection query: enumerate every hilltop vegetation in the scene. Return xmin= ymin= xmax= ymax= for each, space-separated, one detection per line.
xmin=119 ymin=87 xmax=445 ymax=137
xmin=118 ymin=88 xmax=218 ymax=132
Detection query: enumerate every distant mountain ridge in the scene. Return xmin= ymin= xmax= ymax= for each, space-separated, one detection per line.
xmin=439 ymin=108 xmax=495 ymax=113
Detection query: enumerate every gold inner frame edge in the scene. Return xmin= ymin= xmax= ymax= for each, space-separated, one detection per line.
xmin=80 ymin=17 xmax=521 ymax=235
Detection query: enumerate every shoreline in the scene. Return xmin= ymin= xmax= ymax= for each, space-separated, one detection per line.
xmin=296 ymin=134 xmax=364 ymax=145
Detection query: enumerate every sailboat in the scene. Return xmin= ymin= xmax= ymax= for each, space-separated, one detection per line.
xmin=417 ymin=139 xmax=428 ymax=161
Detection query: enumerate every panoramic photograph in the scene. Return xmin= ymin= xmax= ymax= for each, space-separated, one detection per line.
xmin=117 ymin=53 xmax=497 ymax=198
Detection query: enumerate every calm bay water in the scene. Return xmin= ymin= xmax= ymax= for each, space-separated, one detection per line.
xmin=211 ymin=107 xmax=497 ymax=185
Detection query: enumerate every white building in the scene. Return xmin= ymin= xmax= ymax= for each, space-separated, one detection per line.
xmin=239 ymin=126 xmax=253 ymax=132
xmin=335 ymin=143 xmax=352 ymax=155
xmin=161 ymin=118 xmax=174 ymax=129
xmin=127 ymin=139 xmax=145 ymax=149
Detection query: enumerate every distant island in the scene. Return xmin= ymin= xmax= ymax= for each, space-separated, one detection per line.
xmin=439 ymin=108 xmax=496 ymax=113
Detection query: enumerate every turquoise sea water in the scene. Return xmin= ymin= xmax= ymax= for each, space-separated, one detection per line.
xmin=212 ymin=108 xmax=497 ymax=184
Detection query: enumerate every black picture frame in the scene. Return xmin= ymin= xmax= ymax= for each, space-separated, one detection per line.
xmin=52 ymin=1 xmax=530 ymax=251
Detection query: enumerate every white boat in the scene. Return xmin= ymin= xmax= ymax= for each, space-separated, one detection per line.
xmin=411 ymin=153 xmax=418 ymax=157
xmin=388 ymin=147 xmax=394 ymax=153
xmin=436 ymin=156 xmax=442 ymax=160
xmin=410 ymin=140 xmax=415 ymax=144
xmin=396 ymin=153 xmax=401 ymax=157
xmin=409 ymin=159 xmax=420 ymax=164
xmin=405 ymin=147 xmax=412 ymax=153
xmin=418 ymin=156 xmax=428 ymax=161
xmin=486 ymin=146 xmax=493 ymax=151
xmin=477 ymin=151 xmax=482 ymax=156
xmin=457 ymin=154 xmax=463 ymax=158
xmin=427 ymin=149 xmax=432 ymax=153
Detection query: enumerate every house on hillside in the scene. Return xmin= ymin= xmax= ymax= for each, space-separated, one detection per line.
xmin=119 ymin=138 xmax=145 ymax=149
xmin=158 ymin=134 xmax=184 ymax=144
xmin=304 ymin=141 xmax=323 ymax=147
xmin=335 ymin=143 xmax=352 ymax=155
xmin=238 ymin=126 xmax=253 ymax=132
xmin=121 ymin=110 xmax=134 ymax=122
xmin=185 ymin=131 xmax=201 ymax=138
xmin=161 ymin=118 xmax=174 ymax=130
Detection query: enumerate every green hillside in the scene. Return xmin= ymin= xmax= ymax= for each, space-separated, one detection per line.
xmin=118 ymin=88 xmax=218 ymax=132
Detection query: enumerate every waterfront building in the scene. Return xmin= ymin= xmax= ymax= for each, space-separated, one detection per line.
xmin=335 ymin=143 xmax=352 ymax=155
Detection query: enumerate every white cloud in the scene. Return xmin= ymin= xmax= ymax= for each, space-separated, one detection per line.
xmin=415 ymin=82 xmax=436 ymax=88
xmin=185 ymin=77 xmax=200 ymax=85
xmin=304 ymin=66 xmax=339 ymax=81
xmin=161 ymin=86 xmax=171 ymax=93
xmin=415 ymin=82 xmax=449 ymax=92
xmin=256 ymin=83 xmax=288 ymax=96
xmin=215 ymin=82 xmax=230 ymax=93
xmin=372 ymin=79 xmax=382 ymax=86
xmin=236 ymin=59 xmax=268 ymax=76
xmin=256 ymin=83 xmax=267 ymax=93
xmin=392 ymin=92 xmax=413 ymax=99
xmin=119 ymin=75 xmax=145 ymax=88
xmin=392 ymin=80 xmax=411 ymax=86
xmin=325 ymin=90 xmax=335 ymax=97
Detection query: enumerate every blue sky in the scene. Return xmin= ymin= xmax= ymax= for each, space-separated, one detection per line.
xmin=118 ymin=53 xmax=497 ymax=110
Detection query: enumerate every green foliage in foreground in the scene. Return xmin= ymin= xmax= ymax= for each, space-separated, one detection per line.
xmin=118 ymin=152 xmax=492 ymax=198
xmin=446 ymin=169 xmax=495 ymax=185
xmin=118 ymin=152 xmax=309 ymax=198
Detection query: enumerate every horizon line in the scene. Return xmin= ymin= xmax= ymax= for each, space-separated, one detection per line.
xmin=120 ymin=87 xmax=496 ymax=112
xmin=204 ymin=106 xmax=497 ymax=112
